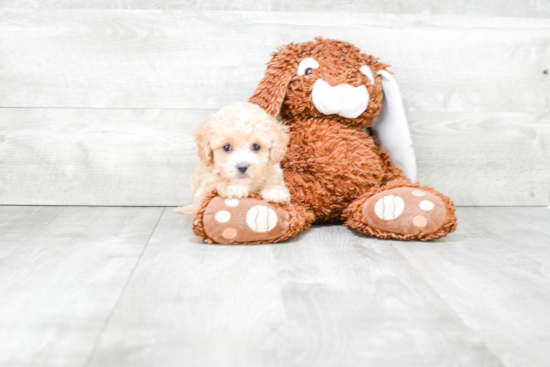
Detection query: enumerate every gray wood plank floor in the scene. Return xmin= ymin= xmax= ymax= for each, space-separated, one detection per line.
xmin=0 ymin=205 xmax=549 ymax=367
xmin=0 ymin=206 xmax=165 ymax=367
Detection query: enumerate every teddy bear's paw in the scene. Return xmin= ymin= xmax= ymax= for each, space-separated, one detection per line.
xmin=200 ymin=196 xmax=290 ymax=244
xmin=362 ymin=187 xmax=448 ymax=237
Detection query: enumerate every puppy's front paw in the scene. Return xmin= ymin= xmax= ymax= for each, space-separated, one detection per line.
xmin=261 ymin=185 xmax=291 ymax=204
xmin=218 ymin=183 xmax=250 ymax=199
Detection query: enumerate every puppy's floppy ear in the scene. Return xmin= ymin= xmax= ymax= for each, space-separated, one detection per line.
xmin=194 ymin=123 xmax=214 ymax=166
xmin=269 ymin=121 xmax=290 ymax=164
xmin=249 ymin=43 xmax=303 ymax=116
xmin=371 ymin=70 xmax=417 ymax=182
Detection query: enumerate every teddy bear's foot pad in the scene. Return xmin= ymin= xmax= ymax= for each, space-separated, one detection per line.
xmin=363 ymin=187 xmax=446 ymax=236
xmin=202 ymin=196 xmax=290 ymax=244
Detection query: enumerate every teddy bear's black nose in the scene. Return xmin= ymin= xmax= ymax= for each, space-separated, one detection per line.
xmin=237 ymin=163 xmax=249 ymax=173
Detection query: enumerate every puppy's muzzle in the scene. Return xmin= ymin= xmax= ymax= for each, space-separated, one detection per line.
xmin=312 ymin=79 xmax=369 ymax=119
xmin=237 ymin=163 xmax=249 ymax=174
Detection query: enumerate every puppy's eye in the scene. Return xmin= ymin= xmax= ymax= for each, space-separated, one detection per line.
xmin=252 ymin=144 xmax=261 ymax=151
xmin=223 ymin=144 xmax=231 ymax=152
xmin=297 ymin=58 xmax=319 ymax=76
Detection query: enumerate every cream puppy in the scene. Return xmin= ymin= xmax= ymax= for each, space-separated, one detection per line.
xmin=176 ymin=102 xmax=290 ymax=214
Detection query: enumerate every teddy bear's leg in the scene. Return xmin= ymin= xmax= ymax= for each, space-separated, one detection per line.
xmin=192 ymin=191 xmax=315 ymax=245
xmin=342 ymin=179 xmax=457 ymax=241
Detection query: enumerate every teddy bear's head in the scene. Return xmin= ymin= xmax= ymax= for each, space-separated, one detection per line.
xmin=249 ymin=38 xmax=389 ymax=129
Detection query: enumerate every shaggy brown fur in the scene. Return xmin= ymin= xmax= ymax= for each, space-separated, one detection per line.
xmin=194 ymin=38 xmax=457 ymax=244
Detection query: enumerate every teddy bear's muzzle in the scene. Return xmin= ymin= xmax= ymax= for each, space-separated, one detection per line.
xmin=311 ymin=79 xmax=369 ymax=119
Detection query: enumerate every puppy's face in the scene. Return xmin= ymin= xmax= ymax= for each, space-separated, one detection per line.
xmin=195 ymin=103 xmax=289 ymax=184
xmin=211 ymin=133 xmax=271 ymax=184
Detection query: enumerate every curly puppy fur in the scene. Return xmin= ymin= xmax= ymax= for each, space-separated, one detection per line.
xmin=177 ymin=102 xmax=290 ymax=214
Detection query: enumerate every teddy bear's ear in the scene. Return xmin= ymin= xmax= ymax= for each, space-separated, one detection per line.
xmin=371 ymin=70 xmax=417 ymax=182
xmin=248 ymin=44 xmax=303 ymax=116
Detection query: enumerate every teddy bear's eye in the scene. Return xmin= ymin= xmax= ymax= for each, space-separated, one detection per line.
xmin=223 ymin=144 xmax=231 ymax=152
xmin=297 ymin=58 xmax=319 ymax=76
xmin=360 ymin=65 xmax=375 ymax=84
xmin=252 ymin=144 xmax=261 ymax=151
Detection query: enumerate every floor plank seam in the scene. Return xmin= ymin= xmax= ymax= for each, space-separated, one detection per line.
xmin=81 ymin=207 xmax=166 ymax=367
xmin=391 ymin=243 xmax=509 ymax=367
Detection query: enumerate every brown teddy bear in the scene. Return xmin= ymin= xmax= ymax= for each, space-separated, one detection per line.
xmin=193 ymin=38 xmax=457 ymax=244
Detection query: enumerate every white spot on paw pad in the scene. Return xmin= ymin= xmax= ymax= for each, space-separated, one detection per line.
xmin=225 ymin=198 xmax=239 ymax=207
xmin=419 ymin=200 xmax=435 ymax=211
xmin=246 ymin=205 xmax=278 ymax=232
xmin=374 ymin=195 xmax=405 ymax=220
xmin=215 ymin=211 xmax=231 ymax=223
xmin=412 ymin=190 xmax=425 ymax=197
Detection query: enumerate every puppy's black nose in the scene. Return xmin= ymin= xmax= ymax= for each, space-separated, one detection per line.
xmin=237 ymin=163 xmax=249 ymax=173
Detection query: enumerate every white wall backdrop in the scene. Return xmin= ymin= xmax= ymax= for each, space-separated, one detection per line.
xmin=0 ymin=2 xmax=549 ymax=206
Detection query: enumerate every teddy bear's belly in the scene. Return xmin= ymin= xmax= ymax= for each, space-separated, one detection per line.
xmin=281 ymin=120 xmax=391 ymax=223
